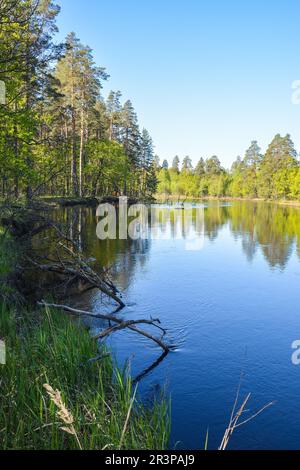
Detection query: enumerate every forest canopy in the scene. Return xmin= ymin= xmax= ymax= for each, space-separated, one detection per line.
xmin=157 ymin=136 xmax=300 ymax=200
xmin=0 ymin=1 xmax=299 ymax=202
xmin=0 ymin=0 xmax=157 ymax=200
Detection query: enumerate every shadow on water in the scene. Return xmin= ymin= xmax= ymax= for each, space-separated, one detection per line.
xmin=132 ymin=350 xmax=170 ymax=384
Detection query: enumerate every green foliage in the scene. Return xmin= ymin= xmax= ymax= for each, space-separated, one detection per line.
xmin=157 ymin=168 xmax=171 ymax=195
xmin=84 ymin=140 xmax=128 ymax=196
xmin=195 ymin=158 xmax=205 ymax=176
xmin=0 ymin=2 xmax=157 ymax=201
xmin=157 ymin=135 xmax=300 ymax=201
xmin=289 ymin=168 xmax=300 ymax=200
xmin=0 ymin=2 xmax=299 ymax=203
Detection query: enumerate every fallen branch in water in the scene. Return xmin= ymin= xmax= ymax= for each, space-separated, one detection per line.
xmin=38 ymin=301 xmax=170 ymax=353
xmin=28 ymin=247 xmax=125 ymax=308
xmin=1 ymin=205 xmax=125 ymax=307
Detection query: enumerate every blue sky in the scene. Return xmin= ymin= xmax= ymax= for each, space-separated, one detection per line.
xmin=56 ymin=0 xmax=300 ymax=168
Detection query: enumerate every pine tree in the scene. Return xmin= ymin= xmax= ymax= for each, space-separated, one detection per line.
xmin=195 ymin=158 xmax=205 ymax=176
xmin=0 ymin=2 xmax=159 ymax=200
xmin=55 ymin=33 xmax=108 ymax=195
xmin=0 ymin=0 xmax=62 ymax=199
xmin=231 ymin=156 xmax=244 ymax=173
xmin=106 ymin=90 xmax=122 ymax=141
xmin=258 ymin=134 xmax=298 ymax=199
xmin=120 ymin=100 xmax=140 ymax=194
xmin=140 ymin=128 xmax=157 ymax=196
xmin=244 ymin=141 xmax=262 ymax=167
xmin=171 ymin=155 xmax=180 ymax=172
xmin=205 ymin=156 xmax=222 ymax=175
xmin=182 ymin=156 xmax=193 ymax=172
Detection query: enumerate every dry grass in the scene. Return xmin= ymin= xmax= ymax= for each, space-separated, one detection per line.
xmin=219 ymin=388 xmax=275 ymax=450
xmin=43 ymin=384 xmax=82 ymax=450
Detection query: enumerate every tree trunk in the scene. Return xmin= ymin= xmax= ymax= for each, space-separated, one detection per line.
xmin=25 ymin=45 xmax=33 ymax=201
xmin=71 ymin=110 xmax=78 ymax=196
xmin=79 ymin=107 xmax=84 ymax=197
xmin=70 ymin=59 xmax=78 ymax=197
xmin=13 ymin=103 xmax=19 ymax=199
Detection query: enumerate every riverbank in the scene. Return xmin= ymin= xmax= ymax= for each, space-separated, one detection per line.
xmin=155 ymin=194 xmax=300 ymax=207
xmin=0 ymin=232 xmax=170 ymax=450
xmin=39 ymin=196 xmax=140 ymax=208
xmin=0 ymin=195 xmax=153 ymax=211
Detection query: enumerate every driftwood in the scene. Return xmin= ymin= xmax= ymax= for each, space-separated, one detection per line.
xmin=0 ymin=205 xmax=125 ymax=307
xmin=38 ymin=301 xmax=170 ymax=353
xmin=27 ymin=239 xmax=125 ymax=307
xmin=30 ymin=258 xmax=124 ymax=308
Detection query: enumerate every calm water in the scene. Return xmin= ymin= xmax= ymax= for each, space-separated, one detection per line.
xmin=49 ymin=201 xmax=300 ymax=450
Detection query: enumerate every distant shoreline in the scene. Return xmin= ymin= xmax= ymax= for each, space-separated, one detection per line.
xmin=4 ymin=195 xmax=299 ymax=210
xmin=155 ymin=194 xmax=300 ymax=208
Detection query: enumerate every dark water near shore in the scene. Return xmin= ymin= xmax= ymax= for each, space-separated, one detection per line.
xmin=48 ymin=201 xmax=300 ymax=450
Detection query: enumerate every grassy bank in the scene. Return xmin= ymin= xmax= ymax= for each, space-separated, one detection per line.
xmin=0 ymin=233 xmax=170 ymax=450
xmin=0 ymin=305 xmax=170 ymax=450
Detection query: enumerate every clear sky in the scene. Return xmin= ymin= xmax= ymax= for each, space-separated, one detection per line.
xmin=56 ymin=0 xmax=300 ymax=168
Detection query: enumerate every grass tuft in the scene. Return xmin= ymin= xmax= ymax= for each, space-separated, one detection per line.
xmin=0 ymin=304 xmax=170 ymax=450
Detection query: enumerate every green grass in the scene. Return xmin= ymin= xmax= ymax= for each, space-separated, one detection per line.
xmin=0 ymin=224 xmax=170 ymax=450
xmin=0 ymin=231 xmax=19 ymax=302
xmin=0 ymin=304 xmax=170 ymax=450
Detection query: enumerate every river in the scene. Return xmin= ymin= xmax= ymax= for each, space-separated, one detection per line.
xmin=42 ymin=200 xmax=300 ymax=450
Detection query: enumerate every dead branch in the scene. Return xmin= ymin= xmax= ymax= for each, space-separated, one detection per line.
xmin=28 ymin=247 xmax=125 ymax=308
xmin=1 ymin=206 xmax=125 ymax=307
xmin=58 ymin=242 xmax=120 ymax=296
xmin=1 ymin=211 xmax=52 ymax=239
xmin=38 ymin=301 xmax=170 ymax=353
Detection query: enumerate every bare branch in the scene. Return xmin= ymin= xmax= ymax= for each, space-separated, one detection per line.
xmin=38 ymin=301 xmax=170 ymax=353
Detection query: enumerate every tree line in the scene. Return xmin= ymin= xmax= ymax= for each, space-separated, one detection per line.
xmin=158 ymin=135 xmax=300 ymax=200
xmin=1 ymin=1 xmax=299 ymax=204
xmin=0 ymin=0 xmax=157 ymax=201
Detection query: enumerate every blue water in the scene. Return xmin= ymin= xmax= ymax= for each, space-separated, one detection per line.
xmin=74 ymin=201 xmax=300 ymax=450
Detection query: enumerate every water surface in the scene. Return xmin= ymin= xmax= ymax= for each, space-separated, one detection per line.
xmin=49 ymin=201 xmax=300 ymax=450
